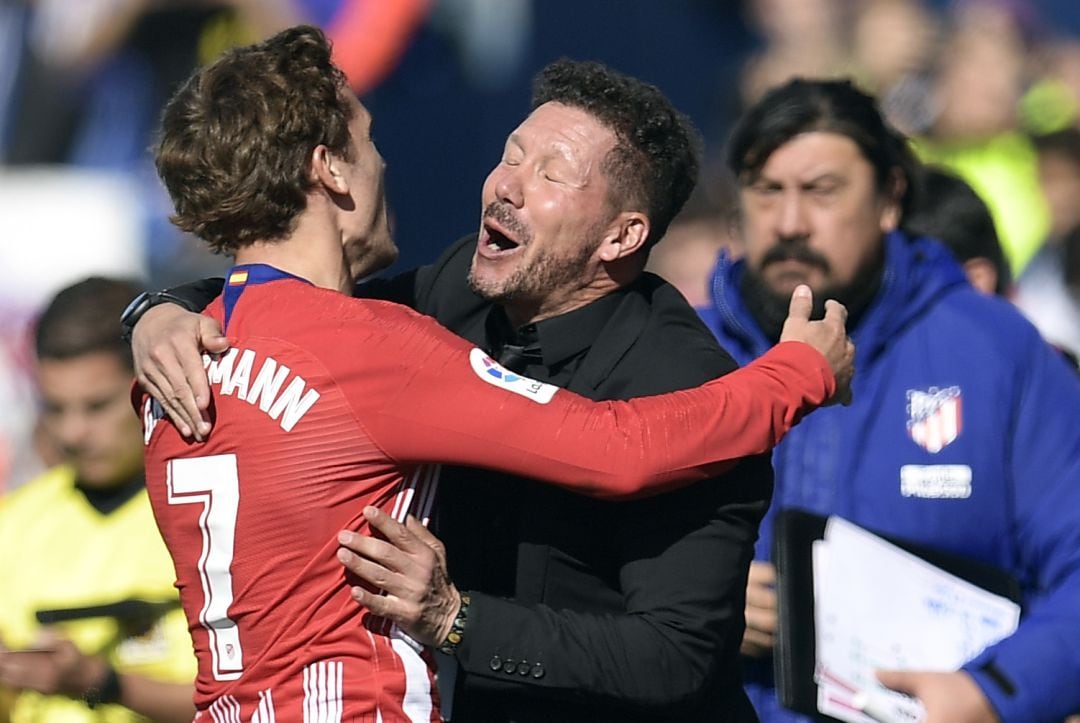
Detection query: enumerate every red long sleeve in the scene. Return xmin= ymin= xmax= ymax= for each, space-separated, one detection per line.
xmin=337 ymin=301 xmax=834 ymax=499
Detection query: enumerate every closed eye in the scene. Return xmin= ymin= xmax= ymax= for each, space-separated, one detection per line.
xmin=748 ymin=180 xmax=782 ymax=195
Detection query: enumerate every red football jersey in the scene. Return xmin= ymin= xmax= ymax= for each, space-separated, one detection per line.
xmin=138 ymin=265 xmax=833 ymax=722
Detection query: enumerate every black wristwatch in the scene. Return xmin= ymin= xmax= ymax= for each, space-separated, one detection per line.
xmin=84 ymin=665 xmax=122 ymax=709
xmin=119 ymin=290 xmax=200 ymax=343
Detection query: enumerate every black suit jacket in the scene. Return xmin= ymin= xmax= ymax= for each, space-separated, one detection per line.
xmin=364 ymin=236 xmax=769 ymax=722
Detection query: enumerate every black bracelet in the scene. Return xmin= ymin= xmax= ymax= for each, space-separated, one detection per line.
xmin=84 ymin=665 xmax=122 ymax=709
xmin=119 ymin=289 xmax=202 ymax=343
xmin=436 ymin=594 xmax=470 ymax=656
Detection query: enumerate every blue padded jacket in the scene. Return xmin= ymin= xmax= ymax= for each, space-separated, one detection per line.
xmin=698 ymin=231 xmax=1080 ymax=723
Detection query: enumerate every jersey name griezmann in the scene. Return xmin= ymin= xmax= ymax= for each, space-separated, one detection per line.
xmin=203 ymin=348 xmax=320 ymax=432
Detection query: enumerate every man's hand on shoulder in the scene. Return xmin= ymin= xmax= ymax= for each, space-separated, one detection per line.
xmin=133 ymin=304 xmax=228 ymax=440
xmin=779 ymin=285 xmax=855 ymax=406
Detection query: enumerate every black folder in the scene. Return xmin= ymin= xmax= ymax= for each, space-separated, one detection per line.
xmin=771 ymin=509 xmax=1022 ymax=720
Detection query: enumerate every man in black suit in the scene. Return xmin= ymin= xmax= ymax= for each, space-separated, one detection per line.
xmin=128 ymin=60 xmax=804 ymax=720
xmin=339 ymin=60 xmax=767 ymax=721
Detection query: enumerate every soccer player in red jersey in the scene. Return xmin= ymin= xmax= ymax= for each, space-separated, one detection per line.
xmin=137 ymin=26 xmax=853 ymax=722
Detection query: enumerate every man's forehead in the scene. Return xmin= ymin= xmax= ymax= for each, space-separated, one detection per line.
xmin=38 ymin=351 xmax=130 ymax=380
xmin=37 ymin=354 xmax=132 ymax=400
xmin=752 ymin=132 xmax=870 ymax=179
xmin=513 ymin=102 xmax=616 ymax=152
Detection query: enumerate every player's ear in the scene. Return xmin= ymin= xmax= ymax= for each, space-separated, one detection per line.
xmin=311 ymin=145 xmax=349 ymax=195
xmin=597 ymin=211 xmax=649 ymax=262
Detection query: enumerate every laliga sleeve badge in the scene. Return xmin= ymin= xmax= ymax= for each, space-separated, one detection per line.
xmin=469 ymin=349 xmax=558 ymax=404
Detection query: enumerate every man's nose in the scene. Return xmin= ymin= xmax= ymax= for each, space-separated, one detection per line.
xmin=52 ymin=410 xmax=91 ymax=451
xmin=494 ymin=167 xmax=524 ymax=208
xmin=776 ymin=190 xmax=809 ymax=239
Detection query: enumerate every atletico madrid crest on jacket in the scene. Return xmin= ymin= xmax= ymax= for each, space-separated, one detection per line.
xmin=906 ymin=386 xmax=962 ymax=453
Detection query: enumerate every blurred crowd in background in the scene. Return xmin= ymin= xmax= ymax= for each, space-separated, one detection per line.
xmin=1 ymin=0 xmax=1079 ymax=494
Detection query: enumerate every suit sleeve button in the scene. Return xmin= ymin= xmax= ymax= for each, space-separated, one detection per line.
xmin=530 ymin=663 xmax=545 ymax=679
xmin=516 ymin=661 xmax=531 ymax=676
xmin=488 ymin=655 xmax=502 ymax=672
xmin=502 ymin=659 xmax=517 ymax=674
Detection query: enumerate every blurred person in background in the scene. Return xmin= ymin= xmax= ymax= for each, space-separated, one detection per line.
xmin=1015 ymin=128 xmax=1080 ymax=355
xmin=0 ymin=277 xmax=195 ymax=722
xmin=315 ymin=0 xmax=431 ymax=95
xmin=734 ymin=0 xmax=1052 ymax=277
xmin=1020 ymin=37 xmax=1080 ymax=136
xmin=645 ymin=176 xmax=741 ymax=307
xmin=848 ymin=0 xmax=940 ymax=135
xmin=0 ymin=0 xmax=431 ymax=168
xmin=913 ymin=0 xmax=1051 ymax=277
xmin=738 ymin=0 xmax=849 ymax=107
xmin=698 ymin=77 xmax=1080 ymax=723
xmin=4 ymin=0 xmax=299 ymax=167
xmin=905 ymin=165 xmax=1012 ymax=296
xmin=1 ymin=0 xmax=432 ymax=291
xmin=850 ymin=0 xmax=938 ymax=98
xmin=1 ymin=0 xmax=302 ymax=293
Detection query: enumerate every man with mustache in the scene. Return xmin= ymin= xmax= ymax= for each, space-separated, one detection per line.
xmin=126 ymin=60 xmax=850 ymax=720
xmin=698 ymin=78 xmax=1080 ymax=723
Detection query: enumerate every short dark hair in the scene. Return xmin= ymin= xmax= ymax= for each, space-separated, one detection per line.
xmin=532 ymin=59 xmax=701 ymax=247
xmin=906 ymin=167 xmax=1011 ymax=295
xmin=155 ymin=25 xmax=355 ymax=254
xmin=727 ymin=78 xmax=920 ymax=222
xmin=35 ymin=277 xmax=146 ymax=371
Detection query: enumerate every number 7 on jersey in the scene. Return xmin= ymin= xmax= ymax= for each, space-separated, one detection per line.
xmin=168 ymin=453 xmax=244 ymax=680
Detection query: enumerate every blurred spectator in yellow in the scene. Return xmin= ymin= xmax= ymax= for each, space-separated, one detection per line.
xmin=0 ymin=277 xmax=195 ymax=723
xmin=1020 ymin=38 xmax=1080 ymax=136
xmin=1014 ymin=128 xmax=1080 ymax=356
xmin=913 ymin=1 xmax=1051 ymax=276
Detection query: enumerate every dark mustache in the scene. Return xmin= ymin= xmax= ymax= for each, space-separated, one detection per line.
xmin=762 ymin=239 xmax=830 ymax=272
xmin=483 ymin=202 xmax=532 ymax=244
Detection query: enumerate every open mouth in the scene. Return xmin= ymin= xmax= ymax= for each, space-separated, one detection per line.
xmin=478 ymin=221 xmax=523 ymax=258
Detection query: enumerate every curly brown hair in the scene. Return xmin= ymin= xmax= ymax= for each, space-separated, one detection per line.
xmin=155 ymin=25 xmax=355 ymax=254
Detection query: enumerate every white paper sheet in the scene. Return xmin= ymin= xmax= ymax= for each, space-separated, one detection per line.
xmin=811 ymin=517 xmax=1020 ymax=723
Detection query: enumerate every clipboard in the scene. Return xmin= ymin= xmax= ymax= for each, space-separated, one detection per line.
xmin=771 ymin=509 xmax=1022 ymax=720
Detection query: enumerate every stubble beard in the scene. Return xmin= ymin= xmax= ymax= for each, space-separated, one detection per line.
xmin=468 ymin=202 xmax=607 ymax=311
xmin=467 ymin=238 xmax=599 ymax=308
